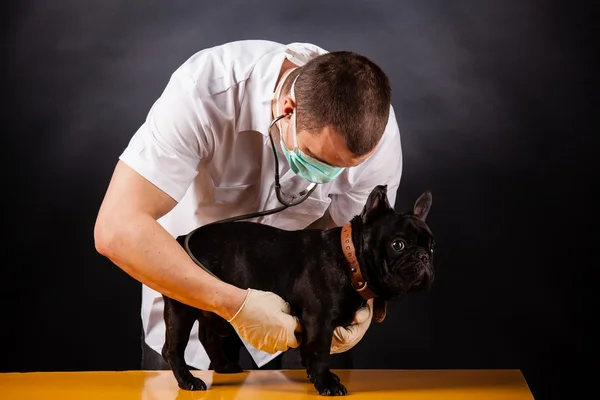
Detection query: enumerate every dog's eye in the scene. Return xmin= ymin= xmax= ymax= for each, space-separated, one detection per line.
xmin=391 ymin=240 xmax=405 ymax=252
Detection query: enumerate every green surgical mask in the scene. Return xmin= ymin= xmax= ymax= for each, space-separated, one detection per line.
xmin=278 ymin=75 xmax=345 ymax=184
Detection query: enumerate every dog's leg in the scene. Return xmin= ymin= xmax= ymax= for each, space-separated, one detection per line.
xmin=301 ymin=319 xmax=347 ymax=396
xmin=219 ymin=331 xmax=244 ymax=372
xmin=197 ymin=312 xmax=243 ymax=373
xmin=162 ymin=296 xmax=206 ymax=391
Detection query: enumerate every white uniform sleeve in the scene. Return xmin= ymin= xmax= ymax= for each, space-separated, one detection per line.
xmin=327 ymin=107 xmax=403 ymax=226
xmin=119 ymin=69 xmax=214 ymax=202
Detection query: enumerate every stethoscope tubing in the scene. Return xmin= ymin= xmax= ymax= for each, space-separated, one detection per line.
xmin=183 ymin=114 xmax=317 ymax=276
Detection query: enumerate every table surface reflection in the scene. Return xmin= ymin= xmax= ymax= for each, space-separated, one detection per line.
xmin=0 ymin=369 xmax=534 ymax=399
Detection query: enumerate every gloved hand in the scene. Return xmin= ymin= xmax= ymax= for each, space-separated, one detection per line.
xmin=330 ymin=298 xmax=373 ymax=354
xmin=228 ymin=288 xmax=303 ymax=354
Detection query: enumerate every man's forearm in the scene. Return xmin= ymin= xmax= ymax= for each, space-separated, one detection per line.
xmin=94 ymin=213 xmax=245 ymax=321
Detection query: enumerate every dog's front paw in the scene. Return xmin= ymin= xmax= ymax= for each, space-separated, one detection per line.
xmin=308 ymin=371 xmax=340 ymax=383
xmin=178 ymin=376 xmax=207 ymax=391
xmin=331 ymin=371 xmax=340 ymax=382
xmin=313 ymin=372 xmax=347 ymax=396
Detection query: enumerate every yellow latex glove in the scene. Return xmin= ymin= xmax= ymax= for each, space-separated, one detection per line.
xmin=228 ymin=289 xmax=303 ymax=354
xmin=330 ymin=298 xmax=374 ymax=354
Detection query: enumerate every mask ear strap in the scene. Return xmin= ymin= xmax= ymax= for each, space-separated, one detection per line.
xmin=290 ymin=74 xmax=301 ymax=149
xmin=291 ymin=112 xmax=299 ymax=149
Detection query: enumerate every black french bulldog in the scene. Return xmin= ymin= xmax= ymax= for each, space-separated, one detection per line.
xmin=161 ymin=185 xmax=435 ymax=396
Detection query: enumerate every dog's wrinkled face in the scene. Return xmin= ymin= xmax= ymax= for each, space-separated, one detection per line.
xmin=358 ymin=185 xmax=435 ymax=300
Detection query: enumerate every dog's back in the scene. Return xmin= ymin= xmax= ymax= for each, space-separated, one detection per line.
xmin=179 ymin=221 xmax=343 ymax=313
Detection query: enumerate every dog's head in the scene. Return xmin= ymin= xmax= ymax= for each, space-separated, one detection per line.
xmin=354 ymin=185 xmax=435 ymax=300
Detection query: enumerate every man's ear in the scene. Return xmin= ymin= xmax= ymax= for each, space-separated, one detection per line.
xmin=360 ymin=185 xmax=393 ymax=223
xmin=413 ymin=191 xmax=432 ymax=221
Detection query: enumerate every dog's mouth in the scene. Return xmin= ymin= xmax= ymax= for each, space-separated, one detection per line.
xmin=383 ymin=262 xmax=434 ymax=301
xmin=416 ymin=265 xmax=434 ymax=291
xmin=401 ymin=262 xmax=434 ymax=292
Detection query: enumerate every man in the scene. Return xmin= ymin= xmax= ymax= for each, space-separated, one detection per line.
xmin=94 ymin=40 xmax=403 ymax=370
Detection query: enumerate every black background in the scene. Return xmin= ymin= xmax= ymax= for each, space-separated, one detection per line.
xmin=2 ymin=1 xmax=594 ymax=399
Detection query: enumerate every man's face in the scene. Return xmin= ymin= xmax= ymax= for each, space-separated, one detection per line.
xmin=277 ymin=96 xmax=377 ymax=168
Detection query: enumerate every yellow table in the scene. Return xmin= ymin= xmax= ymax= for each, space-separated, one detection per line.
xmin=0 ymin=369 xmax=534 ymax=399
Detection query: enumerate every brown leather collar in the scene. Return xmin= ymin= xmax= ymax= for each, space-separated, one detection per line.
xmin=341 ymin=224 xmax=387 ymax=323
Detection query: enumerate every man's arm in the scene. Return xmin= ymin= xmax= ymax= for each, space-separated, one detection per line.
xmin=94 ymin=160 xmax=246 ymax=320
xmin=95 ymin=59 xmax=302 ymax=354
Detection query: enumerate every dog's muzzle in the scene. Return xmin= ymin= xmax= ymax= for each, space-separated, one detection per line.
xmin=402 ymin=250 xmax=434 ymax=291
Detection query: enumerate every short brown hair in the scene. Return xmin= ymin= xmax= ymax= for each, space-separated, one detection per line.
xmin=283 ymin=51 xmax=392 ymax=156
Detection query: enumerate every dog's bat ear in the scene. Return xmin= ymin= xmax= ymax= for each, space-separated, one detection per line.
xmin=413 ymin=191 xmax=432 ymax=221
xmin=361 ymin=185 xmax=392 ymax=223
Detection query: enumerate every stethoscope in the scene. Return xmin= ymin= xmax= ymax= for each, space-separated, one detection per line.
xmin=183 ymin=113 xmax=317 ymax=274
xmin=196 ymin=113 xmax=317 ymax=226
